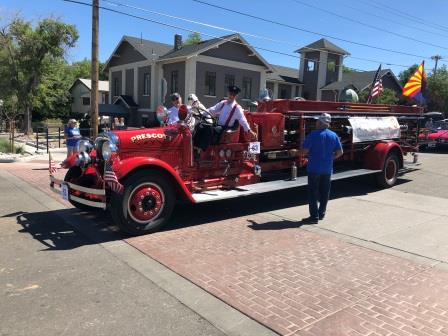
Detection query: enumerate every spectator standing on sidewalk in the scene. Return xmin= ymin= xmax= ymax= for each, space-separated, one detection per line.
xmin=302 ymin=113 xmax=343 ymax=224
xmin=64 ymin=119 xmax=81 ymax=157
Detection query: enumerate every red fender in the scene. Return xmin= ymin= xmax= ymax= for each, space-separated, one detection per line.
xmin=363 ymin=141 xmax=403 ymax=170
xmin=60 ymin=153 xmax=78 ymax=169
xmin=113 ymin=157 xmax=195 ymax=203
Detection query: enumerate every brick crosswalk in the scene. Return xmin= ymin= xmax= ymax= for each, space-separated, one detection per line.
xmin=4 ymin=161 xmax=448 ymax=336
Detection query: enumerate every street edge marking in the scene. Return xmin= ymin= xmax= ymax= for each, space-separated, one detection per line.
xmin=0 ymin=169 xmax=278 ymax=336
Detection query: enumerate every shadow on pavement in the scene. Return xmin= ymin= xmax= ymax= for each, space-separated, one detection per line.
xmin=2 ymin=208 xmax=123 ymax=250
xmin=247 ymin=219 xmax=302 ymax=230
xmin=6 ymin=174 xmax=414 ymax=245
xmin=163 ymin=175 xmax=412 ymax=232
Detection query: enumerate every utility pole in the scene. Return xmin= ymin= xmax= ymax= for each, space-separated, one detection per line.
xmin=431 ymin=55 xmax=442 ymax=76
xmin=91 ymin=0 xmax=99 ymax=139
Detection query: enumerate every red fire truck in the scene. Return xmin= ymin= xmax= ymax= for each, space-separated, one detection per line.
xmin=50 ymin=99 xmax=422 ymax=235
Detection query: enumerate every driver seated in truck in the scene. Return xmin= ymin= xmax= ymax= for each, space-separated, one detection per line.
xmin=187 ymin=93 xmax=206 ymax=112
xmin=167 ymin=93 xmax=182 ymax=125
xmin=208 ymin=85 xmax=257 ymax=140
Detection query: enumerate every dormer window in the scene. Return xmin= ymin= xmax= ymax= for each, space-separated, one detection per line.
xmin=306 ymin=60 xmax=316 ymax=72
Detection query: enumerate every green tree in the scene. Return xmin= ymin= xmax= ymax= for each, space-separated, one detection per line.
xmin=0 ymin=17 xmax=78 ymax=134
xmin=342 ymin=66 xmax=357 ymax=74
xmin=398 ymin=64 xmax=418 ymax=86
xmin=70 ymin=58 xmax=107 ymax=80
xmin=184 ymin=32 xmax=201 ymax=45
xmin=427 ymin=65 xmax=448 ymax=115
xmin=358 ymin=88 xmax=399 ymax=105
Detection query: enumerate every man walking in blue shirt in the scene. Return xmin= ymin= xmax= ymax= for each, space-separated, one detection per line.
xmin=302 ymin=113 xmax=343 ymax=224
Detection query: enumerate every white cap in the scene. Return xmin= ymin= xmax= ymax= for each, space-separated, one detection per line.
xmin=318 ymin=113 xmax=331 ymax=126
xmin=187 ymin=93 xmax=198 ymax=102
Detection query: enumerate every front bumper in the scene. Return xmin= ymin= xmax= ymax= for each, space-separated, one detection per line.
xmin=50 ymin=175 xmax=107 ymax=209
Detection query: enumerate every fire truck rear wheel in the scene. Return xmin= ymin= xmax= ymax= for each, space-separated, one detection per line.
xmin=376 ymin=153 xmax=399 ymax=188
xmin=110 ymin=170 xmax=175 ymax=235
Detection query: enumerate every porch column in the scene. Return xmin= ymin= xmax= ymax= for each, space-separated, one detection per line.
xmin=121 ymin=70 xmax=125 ymax=95
xmin=133 ymin=66 xmax=138 ymax=104
xmin=184 ymin=57 xmax=197 ymax=101
xmin=273 ymin=82 xmax=279 ymax=99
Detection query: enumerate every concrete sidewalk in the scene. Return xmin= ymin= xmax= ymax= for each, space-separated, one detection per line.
xmin=0 ymin=168 xmax=275 ymax=336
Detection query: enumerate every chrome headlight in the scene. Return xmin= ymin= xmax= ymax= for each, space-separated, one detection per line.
xmin=102 ymin=141 xmax=112 ymax=161
xmin=79 ymin=140 xmax=93 ymax=153
xmin=76 ymin=152 xmax=91 ymax=167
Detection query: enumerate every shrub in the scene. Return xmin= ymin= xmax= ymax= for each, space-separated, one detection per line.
xmin=0 ymin=138 xmax=25 ymax=154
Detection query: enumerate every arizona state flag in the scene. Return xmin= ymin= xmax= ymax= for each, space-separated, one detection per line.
xmin=403 ymin=61 xmax=427 ymax=104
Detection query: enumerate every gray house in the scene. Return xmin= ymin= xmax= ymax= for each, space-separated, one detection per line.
xmin=103 ymin=33 xmax=275 ymax=126
xmin=320 ymin=69 xmax=402 ymax=102
xmin=295 ymin=38 xmax=402 ymax=101
xmin=266 ymin=65 xmax=303 ymax=99
xmin=69 ymin=78 xmax=109 ymax=115
xmin=296 ymin=38 xmax=349 ymax=101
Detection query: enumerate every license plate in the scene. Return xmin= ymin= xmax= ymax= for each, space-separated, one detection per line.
xmin=61 ymin=183 xmax=69 ymax=201
xmin=248 ymin=142 xmax=261 ymax=154
xmin=428 ymin=143 xmax=436 ymax=148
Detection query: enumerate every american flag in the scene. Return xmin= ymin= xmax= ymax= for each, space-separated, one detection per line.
xmin=49 ymin=152 xmax=58 ymax=175
xmin=367 ymin=64 xmax=383 ymax=103
xmin=104 ymin=161 xmax=124 ymax=194
xmin=371 ymin=78 xmax=383 ymax=99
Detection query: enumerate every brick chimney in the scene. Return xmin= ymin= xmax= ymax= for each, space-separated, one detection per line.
xmin=174 ymin=34 xmax=182 ymax=51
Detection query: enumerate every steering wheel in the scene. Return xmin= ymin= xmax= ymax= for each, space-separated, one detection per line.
xmin=191 ymin=106 xmax=217 ymax=126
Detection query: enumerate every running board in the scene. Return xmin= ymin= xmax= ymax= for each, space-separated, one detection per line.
xmin=192 ymin=169 xmax=381 ymax=203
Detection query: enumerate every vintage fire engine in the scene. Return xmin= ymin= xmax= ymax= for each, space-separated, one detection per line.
xmin=50 ymin=99 xmax=422 ymax=235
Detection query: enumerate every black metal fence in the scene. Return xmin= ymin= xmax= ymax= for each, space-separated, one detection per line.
xmin=35 ymin=127 xmax=93 ymax=153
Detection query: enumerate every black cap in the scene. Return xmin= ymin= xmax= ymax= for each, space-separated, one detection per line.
xmin=227 ymin=85 xmax=241 ymax=95
xmin=170 ymin=92 xmax=181 ymax=101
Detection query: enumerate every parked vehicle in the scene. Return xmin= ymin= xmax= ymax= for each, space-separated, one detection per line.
xmin=419 ymin=119 xmax=448 ymax=149
xmin=50 ymin=99 xmax=422 ymax=235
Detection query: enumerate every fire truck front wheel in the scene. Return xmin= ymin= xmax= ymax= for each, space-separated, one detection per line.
xmin=64 ymin=166 xmax=99 ymax=211
xmin=110 ymin=170 xmax=175 ymax=235
xmin=376 ymin=153 xmax=399 ymax=188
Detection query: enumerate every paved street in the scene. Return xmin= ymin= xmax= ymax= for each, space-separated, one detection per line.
xmin=1 ymin=152 xmax=448 ymax=336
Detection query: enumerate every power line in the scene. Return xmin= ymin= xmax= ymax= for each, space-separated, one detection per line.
xmin=335 ymin=1 xmax=448 ymax=39
xmin=290 ymin=0 xmax=448 ymax=49
xmin=356 ymin=0 xmax=448 ymax=34
xmin=103 ymin=0 xmax=414 ymax=69
xmin=192 ymin=0 xmax=441 ymax=61
xmin=60 ymin=0 xmax=365 ymax=72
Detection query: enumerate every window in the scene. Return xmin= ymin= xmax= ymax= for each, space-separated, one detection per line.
xmin=224 ymin=74 xmax=235 ymax=93
xmin=306 ymin=60 xmax=316 ymax=72
xmin=143 ymin=73 xmax=150 ymax=96
xmin=327 ymin=61 xmax=336 ymax=72
xmin=82 ymin=97 xmax=90 ymax=106
xmin=280 ymin=88 xmax=288 ymax=99
xmin=205 ymin=71 xmax=216 ymax=96
xmin=171 ymin=70 xmax=179 ymax=93
xmin=113 ymin=78 xmax=120 ymax=96
xmin=295 ymin=86 xmax=300 ymax=98
xmin=242 ymin=77 xmax=252 ymax=99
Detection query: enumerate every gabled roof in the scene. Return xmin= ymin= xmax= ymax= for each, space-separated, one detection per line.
xmin=296 ymin=38 xmax=350 ymax=55
xmin=158 ymin=34 xmax=235 ymax=60
xmin=104 ymin=35 xmax=173 ymax=71
xmin=267 ymin=64 xmax=303 ymax=84
xmin=159 ymin=33 xmax=273 ymax=71
xmin=113 ymin=95 xmax=138 ymax=108
xmin=105 ymin=34 xmax=273 ymax=72
xmin=123 ymin=35 xmax=173 ymax=61
xmin=69 ymin=78 xmax=109 ymax=93
xmin=321 ymin=69 xmax=400 ymax=91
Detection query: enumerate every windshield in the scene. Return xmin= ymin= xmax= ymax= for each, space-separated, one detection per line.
xmin=434 ymin=121 xmax=448 ymax=130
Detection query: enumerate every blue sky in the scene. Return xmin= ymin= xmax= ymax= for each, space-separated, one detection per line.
xmin=1 ymin=0 xmax=448 ymax=75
